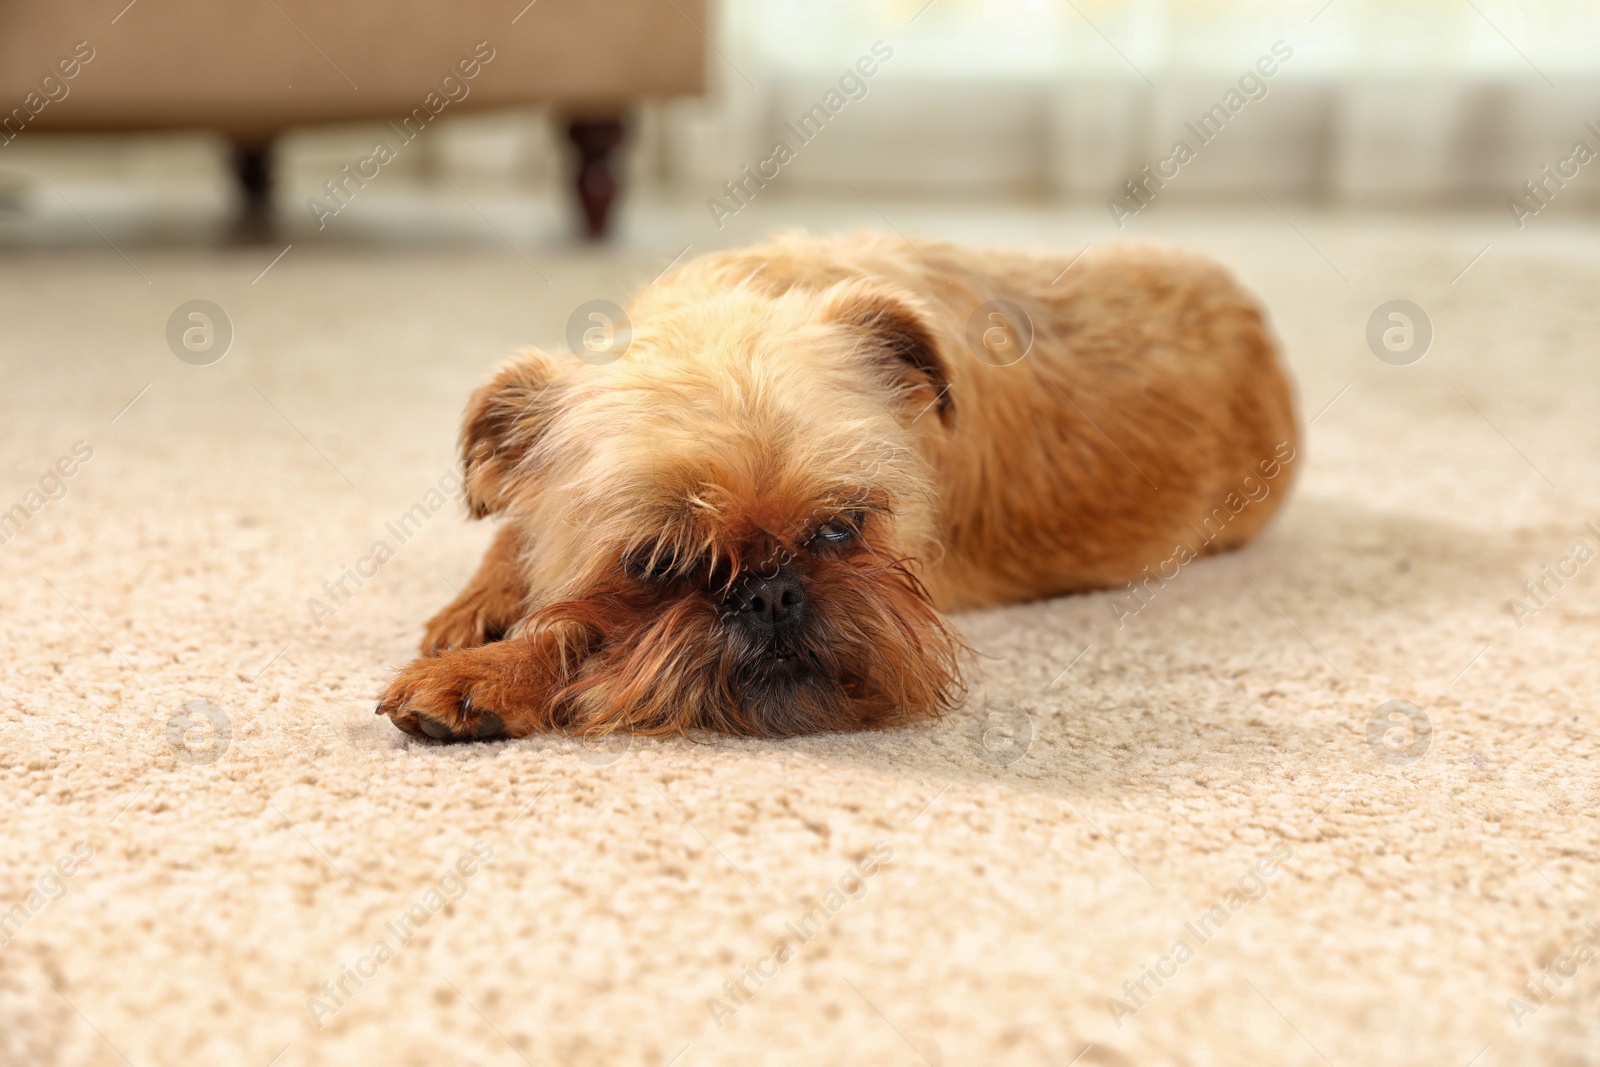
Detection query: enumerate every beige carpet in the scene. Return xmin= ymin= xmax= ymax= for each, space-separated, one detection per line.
xmin=2 ymin=204 xmax=1598 ymax=1067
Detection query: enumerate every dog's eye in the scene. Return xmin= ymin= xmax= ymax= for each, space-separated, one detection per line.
xmin=810 ymin=512 xmax=865 ymax=548
xmin=624 ymin=545 xmax=679 ymax=581
xmin=814 ymin=523 xmax=853 ymax=545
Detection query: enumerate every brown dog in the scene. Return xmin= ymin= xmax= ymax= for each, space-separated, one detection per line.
xmin=377 ymin=232 xmax=1296 ymax=741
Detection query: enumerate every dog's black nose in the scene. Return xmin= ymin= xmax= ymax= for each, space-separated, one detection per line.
xmin=730 ymin=571 xmax=806 ymax=636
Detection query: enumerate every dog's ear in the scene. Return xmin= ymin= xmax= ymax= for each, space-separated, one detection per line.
xmin=460 ymin=348 xmax=561 ymax=518
xmin=819 ymin=281 xmax=954 ymax=428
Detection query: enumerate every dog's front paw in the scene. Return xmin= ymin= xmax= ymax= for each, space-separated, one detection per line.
xmin=378 ymin=656 xmax=510 ymax=742
xmin=421 ymin=596 xmax=519 ymax=657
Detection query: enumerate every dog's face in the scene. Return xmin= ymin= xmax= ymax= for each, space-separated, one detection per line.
xmin=459 ymin=277 xmax=965 ymax=737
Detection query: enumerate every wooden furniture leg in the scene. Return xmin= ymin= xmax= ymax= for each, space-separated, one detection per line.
xmin=565 ymin=115 xmax=625 ymax=240
xmin=230 ymin=140 xmax=274 ymax=243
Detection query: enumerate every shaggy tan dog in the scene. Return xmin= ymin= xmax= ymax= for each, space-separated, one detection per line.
xmin=377 ymin=232 xmax=1297 ymax=740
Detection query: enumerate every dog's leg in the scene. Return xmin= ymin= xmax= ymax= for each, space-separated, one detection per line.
xmin=379 ymin=635 xmax=566 ymax=741
xmin=421 ymin=524 xmax=530 ymax=656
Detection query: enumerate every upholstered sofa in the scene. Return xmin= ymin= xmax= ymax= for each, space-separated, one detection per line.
xmin=0 ymin=0 xmax=707 ymax=236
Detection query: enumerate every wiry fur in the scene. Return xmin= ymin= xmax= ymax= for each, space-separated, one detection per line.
xmin=379 ymin=231 xmax=1297 ymax=741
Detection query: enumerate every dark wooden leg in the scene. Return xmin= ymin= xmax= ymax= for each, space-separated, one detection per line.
xmin=564 ymin=115 xmax=625 ymax=240
xmin=230 ymin=140 xmax=274 ymax=244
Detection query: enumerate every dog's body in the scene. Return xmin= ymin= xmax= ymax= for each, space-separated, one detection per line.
xmin=379 ymin=233 xmax=1297 ymax=741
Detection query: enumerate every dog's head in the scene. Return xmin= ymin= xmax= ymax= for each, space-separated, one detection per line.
xmin=459 ymin=275 xmax=965 ymax=737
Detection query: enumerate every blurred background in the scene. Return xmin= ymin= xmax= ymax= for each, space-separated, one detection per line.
xmin=3 ymin=0 xmax=1599 ymax=248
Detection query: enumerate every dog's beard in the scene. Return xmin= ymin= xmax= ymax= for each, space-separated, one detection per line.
xmin=534 ymin=555 xmax=964 ymax=738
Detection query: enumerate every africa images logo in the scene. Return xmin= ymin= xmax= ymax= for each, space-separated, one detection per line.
xmin=705 ymin=41 xmax=894 ymax=229
xmin=1109 ymin=441 xmax=1296 ymax=627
